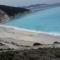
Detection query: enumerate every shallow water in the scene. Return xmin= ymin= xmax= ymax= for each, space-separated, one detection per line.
xmin=6 ymin=6 xmax=60 ymax=34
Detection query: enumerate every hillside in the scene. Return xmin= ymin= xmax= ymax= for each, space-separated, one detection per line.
xmin=0 ymin=5 xmax=30 ymax=17
xmin=25 ymin=3 xmax=60 ymax=12
xmin=0 ymin=9 xmax=9 ymax=23
xmin=0 ymin=5 xmax=30 ymax=23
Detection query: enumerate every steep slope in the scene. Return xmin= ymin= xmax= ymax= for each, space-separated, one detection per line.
xmin=0 ymin=5 xmax=30 ymax=17
xmin=0 ymin=5 xmax=30 ymax=23
xmin=0 ymin=9 xmax=9 ymax=23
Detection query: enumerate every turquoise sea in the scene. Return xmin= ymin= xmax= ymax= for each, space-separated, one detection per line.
xmin=6 ymin=6 xmax=60 ymax=34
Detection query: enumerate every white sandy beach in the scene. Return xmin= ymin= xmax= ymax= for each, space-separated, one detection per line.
xmin=0 ymin=25 xmax=60 ymax=46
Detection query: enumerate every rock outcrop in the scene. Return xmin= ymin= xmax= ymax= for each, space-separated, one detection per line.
xmin=0 ymin=5 xmax=30 ymax=23
xmin=0 ymin=5 xmax=30 ymax=17
xmin=0 ymin=9 xmax=9 ymax=23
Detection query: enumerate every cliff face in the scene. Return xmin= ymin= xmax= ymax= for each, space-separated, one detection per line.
xmin=0 ymin=9 xmax=9 ymax=23
xmin=0 ymin=5 xmax=30 ymax=23
xmin=0 ymin=5 xmax=30 ymax=17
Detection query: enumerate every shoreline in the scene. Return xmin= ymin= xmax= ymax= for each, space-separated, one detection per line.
xmin=0 ymin=24 xmax=60 ymax=36
xmin=0 ymin=24 xmax=60 ymax=44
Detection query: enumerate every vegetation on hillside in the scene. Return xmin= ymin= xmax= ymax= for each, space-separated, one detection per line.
xmin=0 ymin=48 xmax=60 ymax=60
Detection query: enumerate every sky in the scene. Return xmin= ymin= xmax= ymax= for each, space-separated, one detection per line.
xmin=0 ymin=0 xmax=60 ymax=7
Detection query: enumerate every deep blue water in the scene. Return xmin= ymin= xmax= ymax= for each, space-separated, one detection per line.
xmin=6 ymin=6 xmax=60 ymax=33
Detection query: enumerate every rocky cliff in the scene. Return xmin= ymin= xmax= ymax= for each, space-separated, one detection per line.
xmin=0 ymin=9 xmax=9 ymax=23
xmin=0 ymin=5 xmax=30 ymax=23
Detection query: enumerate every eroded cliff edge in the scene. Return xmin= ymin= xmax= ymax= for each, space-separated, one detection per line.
xmin=0 ymin=5 xmax=30 ymax=23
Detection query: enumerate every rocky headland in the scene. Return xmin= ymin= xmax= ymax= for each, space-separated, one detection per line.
xmin=0 ymin=5 xmax=30 ymax=23
xmin=0 ymin=9 xmax=9 ymax=23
